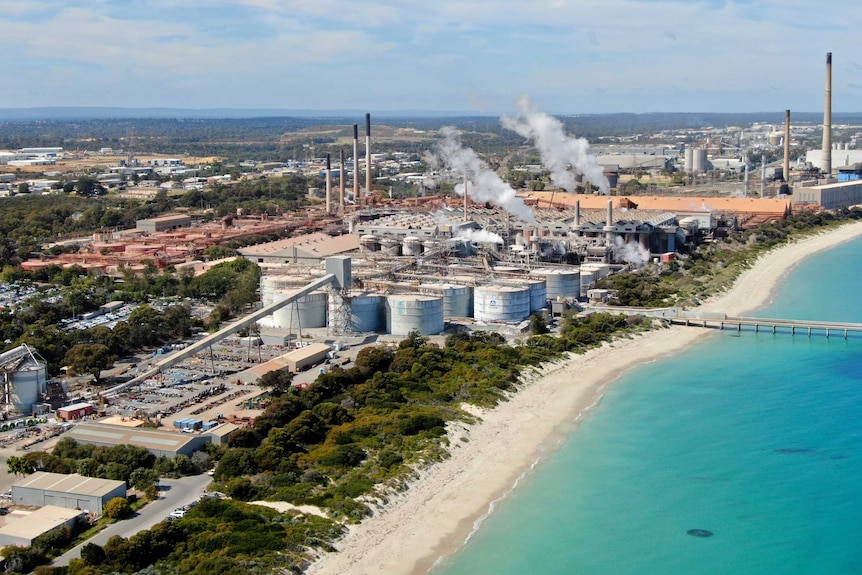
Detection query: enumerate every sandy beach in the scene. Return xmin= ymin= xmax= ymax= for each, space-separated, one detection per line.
xmin=308 ymin=221 xmax=862 ymax=575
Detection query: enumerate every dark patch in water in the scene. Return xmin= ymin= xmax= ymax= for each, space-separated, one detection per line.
xmin=773 ymin=448 xmax=813 ymax=454
xmin=831 ymin=455 xmax=849 ymax=460
xmin=687 ymin=529 xmax=713 ymax=538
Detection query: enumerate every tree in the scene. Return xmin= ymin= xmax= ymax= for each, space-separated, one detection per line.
xmin=80 ymin=542 xmax=107 ymax=566
xmin=529 ymin=312 xmax=550 ymax=335
xmin=17 ymin=182 xmax=30 ymax=195
xmin=7 ymin=454 xmax=35 ymax=477
xmin=103 ymin=497 xmax=132 ymax=519
xmin=257 ymin=368 xmax=294 ymax=396
xmin=63 ymin=343 xmax=115 ymax=383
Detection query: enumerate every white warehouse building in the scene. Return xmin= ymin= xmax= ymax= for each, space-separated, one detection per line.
xmin=11 ymin=472 xmax=127 ymax=516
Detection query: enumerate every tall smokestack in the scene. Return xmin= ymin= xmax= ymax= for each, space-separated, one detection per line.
xmin=822 ymin=52 xmax=832 ymax=176
xmin=604 ymin=199 xmax=613 ymax=244
xmin=353 ymin=124 xmax=359 ymax=205
xmin=783 ymin=109 xmax=791 ymax=183
xmin=365 ymin=113 xmax=372 ymax=203
xmin=575 ymin=199 xmax=581 ymax=227
xmin=339 ymin=148 xmax=346 ymax=208
xmin=325 ymin=154 xmax=332 ymax=213
xmin=463 ymin=174 xmax=469 ymax=222
xmin=761 ymin=154 xmax=767 ymax=197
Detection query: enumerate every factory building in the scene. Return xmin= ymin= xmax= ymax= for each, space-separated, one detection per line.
xmin=238 ymin=232 xmax=360 ymax=265
xmin=65 ymin=422 xmax=210 ymax=458
xmin=11 ymin=472 xmax=126 ymax=516
xmin=792 ymin=180 xmax=862 ymax=210
xmin=136 ymin=214 xmax=192 ymax=233
xmin=0 ymin=506 xmax=85 ymax=548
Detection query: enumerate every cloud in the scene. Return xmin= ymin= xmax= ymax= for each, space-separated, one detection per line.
xmin=0 ymin=0 xmax=860 ymax=111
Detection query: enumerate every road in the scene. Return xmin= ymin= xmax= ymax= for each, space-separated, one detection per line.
xmin=52 ymin=473 xmax=213 ymax=567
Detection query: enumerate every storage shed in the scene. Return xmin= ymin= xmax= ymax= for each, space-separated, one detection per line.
xmin=56 ymin=402 xmax=95 ymax=421
xmin=11 ymin=472 xmax=126 ymax=516
xmin=282 ymin=343 xmax=331 ymax=372
xmin=0 ymin=505 xmax=85 ymax=547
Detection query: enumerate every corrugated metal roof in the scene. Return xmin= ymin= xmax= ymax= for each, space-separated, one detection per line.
xmin=65 ymin=422 xmax=199 ymax=453
xmin=238 ymin=233 xmax=360 ymax=258
xmin=0 ymin=506 xmax=84 ymax=543
xmin=13 ymin=472 xmax=125 ymax=497
xmin=524 ymin=192 xmax=790 ymax=214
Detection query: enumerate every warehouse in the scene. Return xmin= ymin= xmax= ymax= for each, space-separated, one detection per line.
xmin=0 ymin=505 xmax=85 ymax=547
xmin=65 ymin=422 xmax=211 ymax=458
xmin=136 ymin=214 xmax=192 ymax=233
xmin=204 ymin=422 xmax=241 ymax=446
xmin=11 ymin=472 xmax=126 ymax=516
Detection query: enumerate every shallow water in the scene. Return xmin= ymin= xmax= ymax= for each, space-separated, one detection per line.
xmin=435 ymin=238 xmax=862 ymax=575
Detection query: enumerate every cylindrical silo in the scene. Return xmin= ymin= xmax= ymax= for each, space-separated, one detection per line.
xmin=692 ymin=148 xmax=707 ymax=173
xmin=579 ymin=269 xmax=597 ymax=296
xmin=272 ymin=291 xmax=328 ymax=329
xmin=422 ymin=240 xmax=442 ymax=254
xmin=261 ymin=275 xmax=310 ymax=307
xmin=403 ymin=236 xmax=423 ymax=256
xmin=386 ymin=294 xmax=445 ymax=336
xmin=360 ymin=234 xmax=380 ymax=252
xmin=380 ymin=237 xmax=402 ymax=257
xmin=526 ymin=278 xmax=547 ymax=312
xmin=474 ymin=285 xmax=531 ymax=322
xmin=532 ymin=269 xmax=580 ymax=301
xmin=422 ymin=283 xmax=473 ymax=318
xmin=684 ymin=147 xmax=694 ymax=174
xmin=10 ymin=364 xmax=46 ymax=415
xmin=328 ymin=290 xmax=386 ymax=334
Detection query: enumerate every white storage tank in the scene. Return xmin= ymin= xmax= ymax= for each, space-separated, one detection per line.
xmin=261 ymin=275 xmax=310 ymax=307
xmin=580 ymin=269 xmax=597 ymax=296
xmin=474 ymin=285 xmax=531 ymax=322
xmin=402 ymin=236 xmax=423 ymax=257
xmin=272 ymin=290 xmax=328 ymax=329
xmin=10 ymin=362 xmax=46 ymax=415
xmin=421 ymin=283 xmax=473 ymax=318
xmin=532 ymin=269 xmax=580 ymax=301
xmin=386 ymin=294 xmax=445 ymax=336
xmin=581 ymin=263 xmax=611 ymax=280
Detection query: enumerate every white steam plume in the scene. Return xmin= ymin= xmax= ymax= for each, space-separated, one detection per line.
xmin=502 ymin=96 xmax=610 ymax=194
xmin=613 ymin=236 xmax=651 ymax=267
xmin=455 ymin=228 xmax=504 ymax=244
xmin=431 ymin=210 xmax=505 ymax=244
xmin=433 ymin=126 xmax=536 ymax=223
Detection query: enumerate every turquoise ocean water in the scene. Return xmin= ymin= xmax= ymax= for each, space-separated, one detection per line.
xmin=435 ymin=238 xmax=862 ymax=575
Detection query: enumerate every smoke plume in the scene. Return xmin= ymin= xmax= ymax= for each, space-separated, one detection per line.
xmin=432 ymin=126 xmax=536 ymax=223
xmin=455 ymin=228 xmax=504 ymax=244
xmin=501 ymin=96 xmax=609 ymax=194
xmin=613 ymin=236 xmax=651 ymax=267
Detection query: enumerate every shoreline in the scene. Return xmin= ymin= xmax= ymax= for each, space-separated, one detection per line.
xmin=308 ymin=221 xmax=862 ymax=575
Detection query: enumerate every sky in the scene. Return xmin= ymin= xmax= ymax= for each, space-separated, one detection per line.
xmin=0 ymin=0 xmax=858 ymax=114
